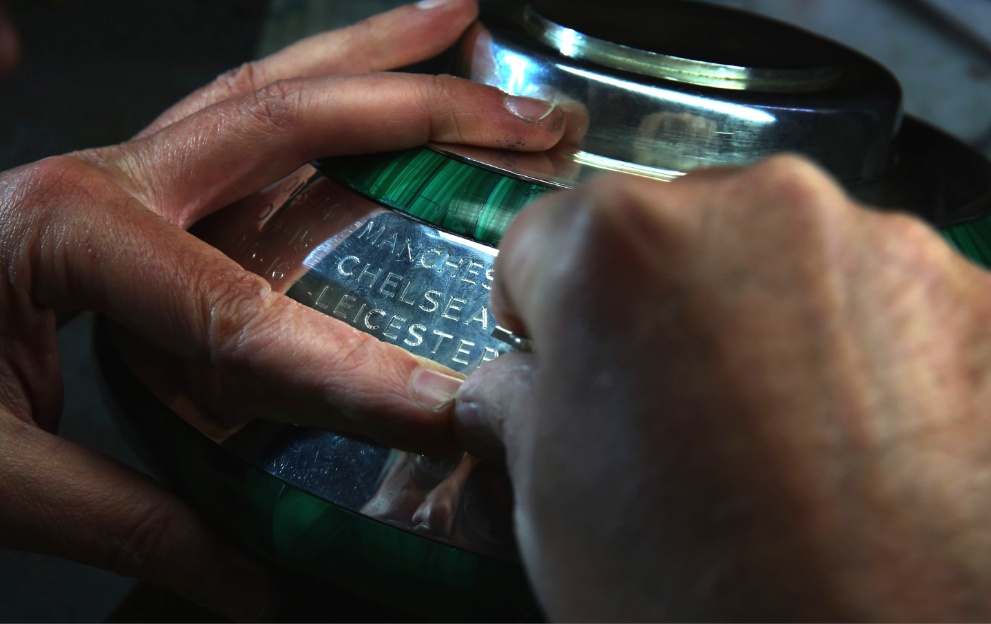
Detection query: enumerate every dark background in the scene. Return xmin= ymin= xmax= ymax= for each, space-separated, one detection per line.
xmin=0 ymin=0 xmax=268 ymax=171
xmin=0 ymin=1 xmax=269 ymax=620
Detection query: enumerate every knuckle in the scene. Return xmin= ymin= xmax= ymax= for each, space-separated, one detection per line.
xmin=542 ymin=174 xmax=689 ymax=309
xmin=107 ymin=497 xmax=178 ymax=578
xmin=1 ymin=155 xmax=102 ymax=286
xmin=726 ymin=155 xmax=851 ymax=245
xmin=328 ymin=328 xmax=378 ymax=376
xmin=743 ymin=154 xmax=842 ymax=211
xmin=340 ymin=16 xmax=376 ymax=47
xmin=584 ymin=174 xmax=692 ymax=256
xmin=198 ymin=268 xmax=276 ymax=370
xmin=214 ymin=61 xmax=262 ymax=99
xmin=17 ymin=155 xmax=99 ymax=207
xmin=884 ymin=210 xmax=933 ymax=243
xmin=241 ymin=78 xmax=303 ymax=133
xmin=422 ymin=74 xmax=474 ymax=138
xmin=425 ymin=73 xmax=465 ymax=102
xmin=881 ymin=211 xmax=947 ymax=267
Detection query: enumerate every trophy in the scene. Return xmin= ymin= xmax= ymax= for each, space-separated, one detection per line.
xmin=97 ymin=0 xmax=991 ymax=619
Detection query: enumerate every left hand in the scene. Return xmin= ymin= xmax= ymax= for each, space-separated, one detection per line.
xmin=0 ymin=0 xmax=564 ymax=618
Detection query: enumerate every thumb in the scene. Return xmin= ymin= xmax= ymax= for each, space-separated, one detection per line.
xmin=0 ymin=418 xmax=278 ymax=622
xmin=453 ymin=351 xmax=536 ymax=462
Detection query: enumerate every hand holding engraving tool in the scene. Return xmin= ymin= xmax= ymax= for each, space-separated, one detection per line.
xmin=457 ymin=156 xmax=991 ymax=621
xmin=0 ymin=0 xmax=564 ymax=618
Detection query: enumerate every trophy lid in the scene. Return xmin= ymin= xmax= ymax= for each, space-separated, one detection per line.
xmin=450 ymin=0 xmax=991 ymax=226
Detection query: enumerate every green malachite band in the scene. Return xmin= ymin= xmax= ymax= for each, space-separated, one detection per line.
xmin=322 ymin=148 xmax=553 ymax=247
xmin=325 ymin=146 xmax=991 ymax=271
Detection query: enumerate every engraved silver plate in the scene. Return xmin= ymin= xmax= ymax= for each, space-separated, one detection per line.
xmin=209 ymin=164 xmax=515 ymax=375
xmin=187 ymin=163 xmax=521 ymax=559
xmin=286 ymin=210 xmax=509 ymax=374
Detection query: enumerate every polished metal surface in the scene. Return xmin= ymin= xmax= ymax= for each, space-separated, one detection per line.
xmin=520 ymin=5 xmax=843 ymax=92
xmin=220 ymin=419 xmax=516 ymax=560
xmin=459 ymin=0 xmax=903 ymax=183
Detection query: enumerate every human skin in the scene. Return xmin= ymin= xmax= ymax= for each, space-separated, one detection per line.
xmin=0 ymin=0 xmax=564 ymax=620
xmin=456 ymin=157 xmax=991 ymax=621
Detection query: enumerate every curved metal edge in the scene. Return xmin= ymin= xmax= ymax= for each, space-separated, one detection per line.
xmin=521 ymin=4 xmax=843 ymax=92
xmin=852 ymin=116 xmax=991 ymax=227
xmin=430 ymin=142 xmax=683 ymax=186
xmin=465 ymin=3 xmax=903 ymax=183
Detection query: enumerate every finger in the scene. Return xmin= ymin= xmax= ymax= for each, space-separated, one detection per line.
xmin=122 ymin=73 xmax=564 ymax=227
xmin=13 ymin=159 xmax=465 ymax=451
xmin=490 ymin=159 xmax=834 ymax=342
xmin=138 ymin=0 xmax=480 ymax=136
xmin=669 ymin=154 xmax=844 ymax=200
xmin=112 ymin=325 xmax=464 ymax=454
xmin=0 ymin=416 xmax=277 ymax=622
xmin=460 ymin=176 xmax=698 ymax=458
xmin=263 ymin=0 xmax=478 ymax=76
xmin=0 ymin=301 xmax=62 ymax=433
xmin=454 ymin=352 xmax=536 ymax=461
xmin=491 ymin=174 xmax=695 ymax=341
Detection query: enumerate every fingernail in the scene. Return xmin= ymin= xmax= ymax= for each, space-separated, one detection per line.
xmin=454 ymin=400 xmax=505 ymax=459
xmin=504 ymin=94 xmax=556 ymax=122
xmin=411 ymin=368 xmax=464 ymax=410
xmin=416 ymin=0 xmax=456 ymax=9
xmin=194 ymin=561 xmax=276 ymax=622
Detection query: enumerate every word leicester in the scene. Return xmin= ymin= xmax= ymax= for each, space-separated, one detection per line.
xmin=314 ymin=218 xmax=502 ymax=369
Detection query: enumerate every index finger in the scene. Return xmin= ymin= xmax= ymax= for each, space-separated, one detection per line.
xmin=139 ymin=0 xmax=480 ymax=137
xmin=122 ymin=72 xmax=565 ymax=228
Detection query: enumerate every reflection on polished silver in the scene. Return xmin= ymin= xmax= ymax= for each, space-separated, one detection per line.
xmin=461 ymin=0 xmax=902 ymax=182
xmin=520 ymin=6 xmax=842 ymax=92
xmin=286 ymin=204 xmax=508 ymax=374
xmin=492 ymin=326 xmax=533 ymax=353
xmin=221 ymin=421 xmax=516 ymax=559
xmin=435 ymin=142 xmax=685 ymax=185
xmin=186 ymin=165 xmax=526 ymax=558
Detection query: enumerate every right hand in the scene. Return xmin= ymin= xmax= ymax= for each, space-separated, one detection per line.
xmin=455 ymin=156 xmax=991 ymax=621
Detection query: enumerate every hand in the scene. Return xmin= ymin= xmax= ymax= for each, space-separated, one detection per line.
xmin=455 ymin=156 xmax=991 ymax=621
xmin=0 ymin=0 xmax=564 ymax=619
